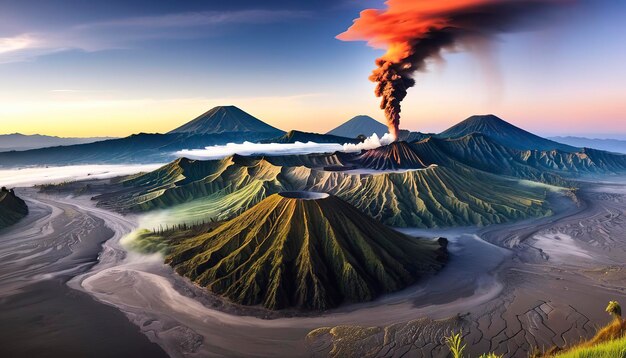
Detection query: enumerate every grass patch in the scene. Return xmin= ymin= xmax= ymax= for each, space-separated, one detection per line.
xmin=550 ymin=319 xmax=626 ymax=358
xmin=553 ymin=334 xmax=626 ymax=358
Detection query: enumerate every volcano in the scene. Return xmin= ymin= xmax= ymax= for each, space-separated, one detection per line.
xmin=166 ymin=192 xmax=446 ymax=310
xmin=168 ymin=105 xmax=284 ymax=135
xmin=327 ymin=115 xmax=388 ymax=138
xmin=439 ymin=114 xmax=578 ymax=152
xmin=351 ymin=141 xmax=430 ymax=170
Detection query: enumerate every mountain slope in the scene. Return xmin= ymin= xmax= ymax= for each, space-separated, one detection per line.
xmin=0 ymin=188 xmax=28 ymax=229
xmin=0 ymin=132 xmax=279 ymax=167
xmin=349 ymin=141 xmax=430 ymax=170
xmin=166 ymin=192 xmax=446 ymax=310
xmin=168 ymin=106 xmax=284 ymax=135
xmin=327 ymin=115 xmax=388 ymax=138
xmin=262 ymin=130 xmax=359 ymax=144
xmin=439 ymin=115 xmax=578 ymax=152
xmin=423 ymin=134 xmax=569 ymax=185
xmin=0 ymin=133 xmax=115 ymax=152
xmin=412 ymin=134 xmax=626 ymax=181
xmin=96 ymin=153 xmax=552 ymax=228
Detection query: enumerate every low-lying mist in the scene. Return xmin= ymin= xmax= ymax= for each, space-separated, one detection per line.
xmin=0 ymin=164 xmax=164 ymax=187
xmin=175 ymin=133 xmax=393 ymax=160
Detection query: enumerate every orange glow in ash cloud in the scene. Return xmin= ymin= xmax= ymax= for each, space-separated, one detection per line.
xmin=337 ymin=0 xmax=571 ymax=138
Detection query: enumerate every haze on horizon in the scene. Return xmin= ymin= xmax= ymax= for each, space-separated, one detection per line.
xmin=1 ymin=0 xmax=625 ymax=138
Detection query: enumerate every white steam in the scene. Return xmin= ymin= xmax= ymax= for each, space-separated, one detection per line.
xmin=0 ymin=164 xmax=164 ymax=188
xmin=342 ymin=133 xmax=395 ymax=152
xmin=175 ymin=133 xmax=394 ymax=160
xmin=176 ymin=141 xmax=343 ymax=160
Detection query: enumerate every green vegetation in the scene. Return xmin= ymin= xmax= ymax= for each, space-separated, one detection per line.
xmin=122 ymin=220 xmax=221 ymax=255
xmin=444 ymin=301 xmax=626 ymax=358
xmin=96 ymin=150 xmax=553 ymax=228
xmin=444 ymin=332 xmax=503 ymax=358
xmin=165 ymin=193 xmax=447 ymax=310
xmin=552 ymin=335 xmax=626 ymax=358
xmin=607 ymin=300 xmax=622 ymax=320
xmin=0 ymin=187 xmax=28 ymax=229
xmin=550 ymin=317 xmax=626 ymax=358
xmin=445 ymin=332 xmax=466 ymax=358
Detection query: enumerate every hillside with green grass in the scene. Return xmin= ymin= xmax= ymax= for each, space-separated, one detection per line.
xmin=96 ymin=151 xmax=552 ymax=228
xmin=444 ymin=301 xmax=626 ymax=358
xmin=164 ymin=193 xmax=447 ymax=310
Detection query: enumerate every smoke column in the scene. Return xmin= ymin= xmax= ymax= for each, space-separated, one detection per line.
xmin=337 ymin=0 xmax=571 ymax=140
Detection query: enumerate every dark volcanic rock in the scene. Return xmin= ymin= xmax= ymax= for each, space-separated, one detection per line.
xmin=350 ymin=141 xmax=430 ymax=170
xmin=0 ymin=188 xmax=28 ymax=229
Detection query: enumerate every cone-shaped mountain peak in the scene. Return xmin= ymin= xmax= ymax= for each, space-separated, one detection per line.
xmin=168 ymin=105 xmax=284 ymax=135
xmin=327 ymin=115 xmax=388 ymax=138
xmin=351 ymin=141 xmax=430 ymax=170
xmin=166 ymin=192 xmax=446 ymax=310
xmin=439 ymin=114 xmax=578 ymax=152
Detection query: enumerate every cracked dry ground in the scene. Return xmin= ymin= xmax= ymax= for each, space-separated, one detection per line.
xmin=307 ymin=183 xmax=626 ymax=358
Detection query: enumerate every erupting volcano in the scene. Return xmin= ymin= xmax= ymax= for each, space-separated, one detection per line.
xmin=337 ymin=0 xmax=569 ymax=139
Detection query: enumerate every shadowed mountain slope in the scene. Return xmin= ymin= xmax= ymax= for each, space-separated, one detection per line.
xmin=168 ymin=106 xmax=284 ymax=135
xmin=262 ymin=130 xmax=359 ymax=144
xmin=412 ymin=134 xmax=626 ymax=182
xmin=0 ymin=188 xmax=28 ymax=229
xmin=166 ymin=192 xmax=447 ymax=310
xmin=439 ymin=115 xmax=579 ymax=152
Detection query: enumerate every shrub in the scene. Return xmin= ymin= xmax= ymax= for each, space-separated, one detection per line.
xmin=607 ymin=301 xmax=622 ymax=320
xmin=445 ymin=332 xmax=466 ymax=358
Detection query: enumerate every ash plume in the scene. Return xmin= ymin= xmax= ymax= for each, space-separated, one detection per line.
xmin=338 ymin=0 xmax=572 ymax=140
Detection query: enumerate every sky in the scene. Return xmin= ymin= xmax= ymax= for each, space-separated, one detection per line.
xmin=0 ymin=0 xmax=625 ymax=138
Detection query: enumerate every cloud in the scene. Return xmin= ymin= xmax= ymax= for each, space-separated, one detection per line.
xmin=0 ymin=164 xmax=164 ymax=187
xmin=0 ymin=34 xmax=39 ymax=54
xmin=0 ymin=9 xmax=311 ymax=64
xmin=176 ymin=141 xmax=344 ymax=160
xmin=342 ymin=132 xmax=395 ymax=151
xmin=174 ymin=133 xmax=394 ymax=160
xmin=76 ymin=10 xmax=310 ymax=30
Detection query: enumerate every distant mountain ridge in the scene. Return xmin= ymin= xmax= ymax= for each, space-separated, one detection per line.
xmin=0 ymin=133 xmax=115 ymax=152
xmin=327 ymin=115 xmax=388 ymax=138
xmin=262 ymin=130 xmax=359 ymax=144
xmin=0 ymin=132 xmax=279 ymax=167
xmin=0 ymin=105 xmax=285 ymax=167
xmin=439 ymin=114 xmax=579 ymax=152
xmin=168 ymin=106 xmax=284 ymax=135
xmin=549 ymin=136 xmax=626 ymax=154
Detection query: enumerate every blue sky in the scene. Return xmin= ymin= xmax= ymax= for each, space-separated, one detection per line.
xmin=0 ymin=0 xmax=625 ymax=138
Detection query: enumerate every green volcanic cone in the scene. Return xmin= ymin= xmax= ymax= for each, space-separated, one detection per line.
xmin=166 ymin=192 xmax=446 ymax=310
